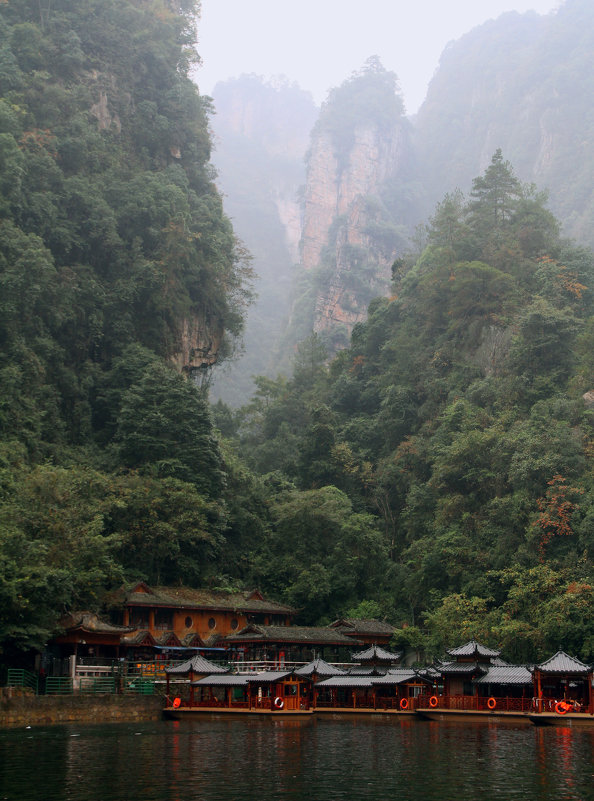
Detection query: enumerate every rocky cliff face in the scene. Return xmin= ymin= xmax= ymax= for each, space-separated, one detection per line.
xmin=300 ymin=120 xmax=409 ymax=342
xmin=170 ymin=313 xmax=223 ymax=373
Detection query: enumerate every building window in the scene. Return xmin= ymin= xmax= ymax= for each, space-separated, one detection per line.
xmin=155 ymin=609 xmax=173 ymax=630
xmin=185 ymin=616 xmax=192 ymax=629
xmin=130 ymin=608 xmax=149 ymax=628
xmin=208 ymin=617 xmax=216 ymax=630
xmin=230 ymin=618 xmax=238 ymax=630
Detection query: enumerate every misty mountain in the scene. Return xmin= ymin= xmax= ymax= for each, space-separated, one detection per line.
xmin=415 ymin=0 xmax=594 ymax=248
xmin=209 ymin=0 xmax=594 ymax=400
xmin=208 ymin=76 xmax=317 ymax=403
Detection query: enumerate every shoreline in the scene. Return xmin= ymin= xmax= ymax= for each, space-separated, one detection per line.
xmin=0 ymin=690 xmax=165 ymax=729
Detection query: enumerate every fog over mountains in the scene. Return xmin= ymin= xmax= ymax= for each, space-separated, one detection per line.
xmin=208 ymin=0 xmax=593 ymax=404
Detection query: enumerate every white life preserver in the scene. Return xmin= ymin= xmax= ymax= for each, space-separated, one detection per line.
xmin=274 ymin=696 xmax=284 ymax=709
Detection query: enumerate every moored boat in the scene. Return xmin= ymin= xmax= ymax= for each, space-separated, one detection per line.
xmin=164 ymin=669 xmax=314 ymax=716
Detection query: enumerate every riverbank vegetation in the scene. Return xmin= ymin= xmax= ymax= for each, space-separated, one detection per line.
xmin=217 ymin=151 xmax=594 ymax=663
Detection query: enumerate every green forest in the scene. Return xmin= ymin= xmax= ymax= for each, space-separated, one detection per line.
xmin=1 ymin=0 xmax=593 ymax=668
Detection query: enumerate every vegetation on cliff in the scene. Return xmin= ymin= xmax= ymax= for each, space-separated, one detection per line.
xmin=0 ymin=0 xmax=252 ymax=655
xmin=221 ymin=152 xmax=594 ymax=662
xmin=2 ymin=1 xmax=594 ymax=670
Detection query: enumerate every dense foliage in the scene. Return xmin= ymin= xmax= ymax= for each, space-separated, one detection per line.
xmin=223 ymin=152 xmax=594 ymax=662
xmin=0 ymin=0 xmax=253 ymax=657
xmin=2 ymin=1 xmax=593 ymax=671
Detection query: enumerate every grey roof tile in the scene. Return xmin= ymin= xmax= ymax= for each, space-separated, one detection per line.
xmin=166 ymin=654 xmax=228 ymax=674
xmin=192 ymin=674 xmax=249 ymax=686
xmin=351 ymin=644 xmax=402 ymax=662
xmin=437 ymin=661 xmax=486 ymax=675
xmin=473 ymin=665 xmax=533 ymax=685
xmin=316 ymin=676 xmax=375 ymax=688
xmin=114 ymin=583 xmax=296 ymax=615
xmin=535 ymin=651 xmax=592 ymax=674
xmin=295 ymin=658 xmax=346 ymax=677
xmin=223 ymin=624 xmax=357 ymax=645
xmin=447 ymin=640 xmax=501 ymax=658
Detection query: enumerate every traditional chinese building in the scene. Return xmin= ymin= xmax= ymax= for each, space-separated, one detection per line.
xmin=436 ymin=640 xmax=502 ymax=696
xmin=532 ymin=651 xmax=594 ymax=713
xmin=222 ymin=624 xmax=360 ymax=665
xmin=49 ymin=584 xmax=297 ymax=665
xmin=349 ymin=644 xmax=403 ymax=675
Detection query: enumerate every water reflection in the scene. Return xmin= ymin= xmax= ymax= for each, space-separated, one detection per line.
xmin=1 ymin=717 xmax=593 ymax=801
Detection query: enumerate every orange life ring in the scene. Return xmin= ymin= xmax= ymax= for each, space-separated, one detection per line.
xmin=487 ymin=697 xmax=496 ymax=710
xmin=399 ymin=697 xmax=409 ymax=710
xmin=555 ymin=701 xmax=569 ymax=715
xmin=274 ymin=696 xmax=284 ymax=709
xmin=429 ymin=695 xmax=438 ymax=708
xmin=172 ymin=697 xmax=181 ymax=709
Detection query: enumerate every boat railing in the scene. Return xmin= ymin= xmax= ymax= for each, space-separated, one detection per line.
xmin=417 ymin=694 xmax=535 ymax=713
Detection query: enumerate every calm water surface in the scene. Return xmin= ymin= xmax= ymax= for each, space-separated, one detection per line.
xmin=1 ymin=716 xmax=594 ymax=801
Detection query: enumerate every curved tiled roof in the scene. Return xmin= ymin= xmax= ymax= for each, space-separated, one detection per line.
xmin=446 ymin=640 xmax=500 ymax=658
xmin=192 ymin=671 xmax=292 ymax=686
xmin=351 ymin=644 xmax=402 ymax=662
xmin=473 ymin=665 xmax=533 ymax=685
xmin=59 ymin=612 xmax=134 ymax=635
xmin=166 ymin=654 xmax=228 ymax=675
xmin=436 ymin=661 xmax=486 ymax=675
xmin=111 ymin=584 xmax=296 ymax=615
xmin=316 ymin=675 xmax=375 ymax=688
xmin=295 ymin=658 xmax=347 ymax=677
xmin=535 ymin=651 xmax=592 ymax=674
xmin=316 ymin=671 xmax=427 ymax=688
xmin=192 ymin=674 xmax=249 ymax=686
xmin=120 ymin=629 xmax=155 ymax=646
xmin=223 ymin=624 xmax=358 ymax=646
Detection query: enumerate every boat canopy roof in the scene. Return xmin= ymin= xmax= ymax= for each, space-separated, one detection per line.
xmin=166 ymin=654 xmax=228 ymax=675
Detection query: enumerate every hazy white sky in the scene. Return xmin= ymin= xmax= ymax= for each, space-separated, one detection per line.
xmin=196 ymin=0 xmax=561 ymax=114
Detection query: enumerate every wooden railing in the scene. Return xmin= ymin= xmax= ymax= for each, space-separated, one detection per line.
xmin=415 ymin=694 xmax=593 ymax=714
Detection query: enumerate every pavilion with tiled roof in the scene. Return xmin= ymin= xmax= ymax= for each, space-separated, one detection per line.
xmin=532 ymin=651 xmax=593 ymax=713
xmin=52 ymin=612 xmax=135 ymax=660
xmin=314 ymin=668 xmax=433 ymax=711
xmin=446 ymin=640 xmax=501 ymax=660
xmin=295 ymin=657 xmax=346 ymax=679
xmin=436 ymin=640 xmax=502 ymax=696
xmin=349 ymin=644 xmax=403 ymax=674
xmin=473 ymin=665 xmax=534 ymax=702
xmin=187 ymin=669 xmax=315 ymax=712
xmin=166 ymin=653 xmax=228 ymax=676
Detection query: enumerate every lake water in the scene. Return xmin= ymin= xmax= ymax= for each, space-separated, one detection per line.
xmin=1 ymin=716 xmax=593 ymax=801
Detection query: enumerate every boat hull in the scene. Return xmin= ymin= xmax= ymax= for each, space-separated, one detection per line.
xmin=528 ymin=713 xmax=594 ymax=727
xmin=164 ymin=706 xmax=313 ymax=718
xmin=416 ymin=708 xmax=533 ymax=725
